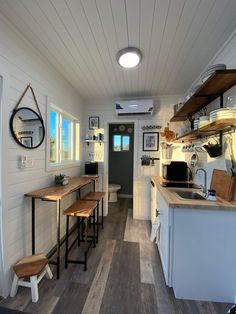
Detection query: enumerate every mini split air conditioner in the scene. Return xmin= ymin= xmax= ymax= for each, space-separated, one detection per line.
xmin=115 ymin=99 xmax=154 ymax=117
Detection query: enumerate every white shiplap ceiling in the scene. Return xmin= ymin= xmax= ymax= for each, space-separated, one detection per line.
xmin=0 ymin=0 xmax=236 ymax=102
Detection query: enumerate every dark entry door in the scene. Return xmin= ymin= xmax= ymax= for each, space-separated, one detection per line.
xmin=109 ymin=123 xmax=134 ymax=195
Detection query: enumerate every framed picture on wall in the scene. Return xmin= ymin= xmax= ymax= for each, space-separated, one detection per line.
xmin=143 ymin=132 xmax=159 ymax=151
xmin=89 ymin=116 xmax=99 ymax=129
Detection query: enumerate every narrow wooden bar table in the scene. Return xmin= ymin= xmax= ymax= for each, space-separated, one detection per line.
xmin=25 ymin=176 xmax=95 ymax=279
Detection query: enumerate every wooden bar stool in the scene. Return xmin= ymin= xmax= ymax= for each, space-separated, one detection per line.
xmin=10 ymin=253 xmax=53 ymax=303
xmin=82 ymin=192 xmax=105 ymax=243
xmin=63 ymin=200 xmax=97 ymax=271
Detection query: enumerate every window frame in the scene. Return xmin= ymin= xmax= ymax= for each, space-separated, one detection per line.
xmin=46 ymin=104 xmax=80 ymax=172
xmin=112 ymin=134 xmax=130 ymax=152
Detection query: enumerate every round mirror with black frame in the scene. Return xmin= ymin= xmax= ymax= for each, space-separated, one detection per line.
xmin=10 ymin=107 xmax=45 ymax=149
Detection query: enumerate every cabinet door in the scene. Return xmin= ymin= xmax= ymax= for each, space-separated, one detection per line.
xmin=156 ymin=190 xmax=170 ymax=285
xmin=150 ymin=181 xmax=157 ymax=223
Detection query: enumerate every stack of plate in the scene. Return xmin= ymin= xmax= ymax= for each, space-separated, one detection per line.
xmin=198 ymin=115 xmax=209 ymax=128
xmin=200 ymin=64 xmax=226 ymax=83
xmin=193 ymin=119 xmax=199 ymax=130
xmin=209 ymin=108 xmax=236 ymax=122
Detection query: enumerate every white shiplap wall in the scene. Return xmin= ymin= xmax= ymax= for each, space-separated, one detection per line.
xmin=0 ymin=12 xmax=84 ymax=297
xmin=83 ymin=95 xmax=180 ymax=220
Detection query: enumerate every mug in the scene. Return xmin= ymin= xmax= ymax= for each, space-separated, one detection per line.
xmin=206 ymin=189 xmax=216 ymax=201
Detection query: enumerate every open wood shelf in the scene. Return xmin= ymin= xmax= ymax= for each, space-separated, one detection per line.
xmin=170 ymin=70 xmax=236 ymax=122
xmin=84 ymin=140 xmax=104 ymax=145
xmin=174 ymin=118 xmax=236 ymax=142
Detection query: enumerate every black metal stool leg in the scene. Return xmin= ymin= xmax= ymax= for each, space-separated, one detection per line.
xmin=101 ymin=198 xmax=104 ymax=229
xmin=77 ymin=217 xmax=80 ymax=246
xmin=96 ymin=204 xmax=99 ymax=243
xmin=93 ymin=211 xmax=96 ymax=247
xmin=82 ymin=218 xmax=85 ymax=241
xmin=65 ymin=216 xmax=69 ymax=269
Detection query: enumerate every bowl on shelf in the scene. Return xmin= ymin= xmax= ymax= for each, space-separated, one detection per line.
xmin=225 ymin=96 xmax=236 ymax=108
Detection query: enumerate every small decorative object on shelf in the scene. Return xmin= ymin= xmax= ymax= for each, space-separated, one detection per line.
xmin=142 ymin=125 xmax=162 ymax=130
xmin=160 ymin=124 xmax=176 ymax=141
xmin=54 ymin=174 xmax=69 ymax=185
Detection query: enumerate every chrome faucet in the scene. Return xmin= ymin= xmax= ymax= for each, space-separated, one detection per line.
xmin=195 ymin=168 xmax=207 ymax=195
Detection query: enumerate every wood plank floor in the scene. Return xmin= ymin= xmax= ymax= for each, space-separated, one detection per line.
xmin=0 ymin=199 xmax=233 ymax=314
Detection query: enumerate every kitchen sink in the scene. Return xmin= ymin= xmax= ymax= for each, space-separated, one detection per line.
xmin=161 ymin=182 xmax=200 ymax=188
xmin=174 ymin=191 xmax=206 ymax=200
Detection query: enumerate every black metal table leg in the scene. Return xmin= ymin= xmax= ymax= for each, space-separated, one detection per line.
xmin=56 ymin=200 xmax=61 ymax=279
xmin=84 ymin=218 xmax=88 ymax=271
xmin=32 ymin=198 xmax=35 ymax=255
xmin=101 ymin=198 xmax=104 ymax=229
xmin=65 ymin=216 xmax=69 ymax=269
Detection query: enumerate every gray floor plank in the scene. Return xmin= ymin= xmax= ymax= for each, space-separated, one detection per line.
xmin=141 ymin=283 xmax=158 ymax=314
xmin=81 ymin=240 xmax=116 ymax=314
xmin=99 ymin=240 xmax=141 ymax=314
xmin=52 ymin=282 xmax=89 ymax=314
xmin=0 ymin=286 xmax=32 ymax=312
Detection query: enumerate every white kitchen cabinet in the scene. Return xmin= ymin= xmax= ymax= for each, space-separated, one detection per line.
xmin=155 ymin=190 xmax=236 ymax=302
xmin=172 ymin=207 xmax=236 ymax=302
xmin=156 ymin=190 xmax=172 ymax=286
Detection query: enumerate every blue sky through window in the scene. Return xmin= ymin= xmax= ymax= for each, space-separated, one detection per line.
xmin=50 ymin=111 xmax=57 ymax=139
xmin=113 ymin=135 xmax=130 ymax=151
xmin=122 ymin=136 xmax=130 ymax=150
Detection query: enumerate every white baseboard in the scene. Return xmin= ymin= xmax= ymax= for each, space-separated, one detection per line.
xmin=118 ymin=194 xmax=133 ymax=199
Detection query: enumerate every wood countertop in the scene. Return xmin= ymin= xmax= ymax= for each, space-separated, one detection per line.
xmin=151 ymin=176 xmax=236 ymax=211
xmin=25 ymin=176 xmax=93 ymax=201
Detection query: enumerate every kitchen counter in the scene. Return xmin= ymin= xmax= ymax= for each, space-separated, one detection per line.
xmin=151 ymin=176 xmax=236 ymax=211
xmin=151 ymin=176 xmax=236 ymax=302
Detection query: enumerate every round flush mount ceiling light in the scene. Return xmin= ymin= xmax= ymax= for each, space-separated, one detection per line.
xmin=116 ymin=47 xmax=142 ymax=69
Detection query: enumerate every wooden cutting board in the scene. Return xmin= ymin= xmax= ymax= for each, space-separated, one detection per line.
xmin=210 ymin=169 xmax=235 ymax=201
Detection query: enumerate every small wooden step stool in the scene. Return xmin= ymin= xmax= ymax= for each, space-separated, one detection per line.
xmin=10 ymin=253 xmax=53 ymax=303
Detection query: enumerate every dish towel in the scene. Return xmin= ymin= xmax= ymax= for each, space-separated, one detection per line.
xmin=150 ymin=218 xmax=160 ymax=242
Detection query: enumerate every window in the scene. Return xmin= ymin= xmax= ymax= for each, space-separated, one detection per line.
xmin=113 ymin=135 xmax=130 ymax=151
xmin=48 ymin=106 xmax=80 ymax=168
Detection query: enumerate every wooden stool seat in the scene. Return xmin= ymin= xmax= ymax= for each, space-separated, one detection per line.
xmin=82 ymin=192 xmax=105 ymax=202
xmin=82 ymin=192 xmax=105 ymax=231
xmin=10 ymin=253 xmax=53 ymax=303
xmin=63 ymin=200 xmax=97 ymax=217
xmin=63 ymin=200 xmax=98 ymax=271
xmin=13 ymin=253 xmax=48 ymax=278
